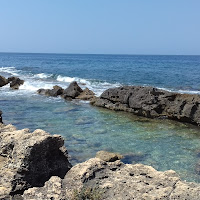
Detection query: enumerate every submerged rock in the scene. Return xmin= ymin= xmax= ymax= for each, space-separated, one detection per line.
xmin=23 ymin=158 xmax=200 ymax=200
xmin=91 ymin=86 xmax=200 ymax=126
xmin=0 ymin=124 xmax=71 ymax=198
xmin=62 ymin=81 xmax=83 ymax=99
xmin=8 ymin=76 xmax=24 ymax=89
xmin=96 ymin=150 xmax=123 ymax=162
xmin=0 ymin=75 xmax=8 ymax=87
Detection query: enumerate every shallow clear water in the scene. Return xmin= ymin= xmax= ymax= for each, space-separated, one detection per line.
xmin=0 ymin=53 xmax=200 ymax=183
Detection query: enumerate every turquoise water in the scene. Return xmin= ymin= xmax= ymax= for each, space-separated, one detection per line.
xmin=0 ymin=53 xmax=200 ymax=183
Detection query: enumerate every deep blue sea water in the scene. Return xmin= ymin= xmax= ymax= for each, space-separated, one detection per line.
xmin=1 ymin=53 xmax=200 ymax=183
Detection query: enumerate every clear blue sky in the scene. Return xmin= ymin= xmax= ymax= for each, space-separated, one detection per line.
xmin=0 ymin=0 xmax=200 ymax=55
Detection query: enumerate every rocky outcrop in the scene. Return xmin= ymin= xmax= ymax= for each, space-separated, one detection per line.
xmin=23 ymin=158 xmax=200 ymax=200
xmin=37 ymin=85 xmax=64 ymax=97
xmin=0 ymin=124 xmax=71 ymax=199
xmin=76 ymin=88 xmax=95 ymax=100
xmin=0 ymin=75 xmax=24 ymax=89
xmin=8 ymin=76 xmax=24 ymax=89
xmin=62 ymin=81 xmax=83 ymax=99
xmin=37 ymin=82 xmax=96 ymax=101
xmin=0 ymin=76 xmax=8 ymax=87
xmin=91 ymin=86 xmax=200 ymax=126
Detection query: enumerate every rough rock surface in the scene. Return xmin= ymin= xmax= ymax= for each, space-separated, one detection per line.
xmin=62 ymin=81 xmax=83 ymax=99
xmin=23 ymin=158 xmax=200 ymax=200
xmin=91 ymin=86 xmax=200 ymax=126
xmin=37 ymin=85 xmax=64 ymax=97
xmin=0 ymin=76 xmax=8 ymax=87
xmin=8 ymin=76 xmax=24 ymax=89
xmin=0 ymin=124 xmax=71 ymax=199
xmin=76 ymin=87 xmax=95 ymax=100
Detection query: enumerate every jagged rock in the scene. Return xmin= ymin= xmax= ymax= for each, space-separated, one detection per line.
xmin=8 ymin=76 xmax=24 ymax=89
xmin=62 ymin=81 xmax=83 ymax=99
xmin=96 ymin=150 xmax=123 ymax=162
xmin=91 ymin=86 xmax=200 ymax=126
xmin=0 ymin=75 xmax=8 ymax=87
xmin=0 ymin=124 xmax=71 ymax=198
xmin=37 ymin=85 xmax=64 ymax=97
xmin=23 ymin=176 xmax=64 ymax=200
xmin=23 ymin=158 xmax=200 ymax=200
xmin=76 ymin=88 xmax=95 ymax=100
xmin=0 ymin=110 xmax=2 ymax=124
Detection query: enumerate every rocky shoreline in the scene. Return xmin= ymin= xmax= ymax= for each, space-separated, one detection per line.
xmin=0 ymin=122 xmax=200 ymax=200
xmin=91 ymin=86 xmax=200 ymax=126
xmin=1 ymin=73 xmax=200 ymax=126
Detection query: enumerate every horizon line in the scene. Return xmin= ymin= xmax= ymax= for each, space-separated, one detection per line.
xmin=0 ymin=51 xmax=200 ymax=56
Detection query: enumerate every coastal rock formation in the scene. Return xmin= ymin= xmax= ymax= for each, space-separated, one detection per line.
xmin=37 ymin=85 xmax=64 ymax=97
xmin=62 ymin=81 xmax=83 ymax=99
xmin=8 ymin=76 xmax=24 ymax=89
xmin=0 ymin=75 xmax=8 ymax=87
xmin=37 ymin=82 xmax=96 ymax=101
xmin=23 ymin=158 xmax=200 ymax=200
xmin=0 ymin=124 xmax=71 ymax=198
xmin=76 ymin=87 xmax=95 ymax=100
xmin=91 ymin=86 xmax=200 ymax=126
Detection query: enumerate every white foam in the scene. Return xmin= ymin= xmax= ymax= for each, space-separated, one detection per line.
xmin=0 ymin=67 xmax=20 ymax=76
xmin=34 ymin=73 xmax=52 ymax=79
xmin=57 ymin=75 xmax=75 ymax=83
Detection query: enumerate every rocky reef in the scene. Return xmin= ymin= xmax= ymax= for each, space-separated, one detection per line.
xmin=0 ymin=75 xmax=24 ymax=89
xmin=91 ymin=86 xmax=200 ymax=126
xmin=37 ymin=81 xmax=95 ymax=101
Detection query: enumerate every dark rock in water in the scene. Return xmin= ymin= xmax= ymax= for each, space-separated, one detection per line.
xmin=96 ymin=150 xmax=123 ymax=162
xmin=23 ymin=158 xmax=200 ymax=200
xmin=0 ymin=110 xmax=2 ymax=123
xmin=0 ymin=75 xmax=8 ymax=87
xmin=76 ymin=88 xmax=95 ymax=100
xmin=62 ymin=81 xmax=83 ymax=99
xmin=0 ymin=124 xmax=72 ymax=198
xmin=37 ymin=85 xmax=64 ymax=97
xmin=8 ymin=76 xmax=24 ymax=89
xmin=91 ymin=86 xmax=200 ymax=126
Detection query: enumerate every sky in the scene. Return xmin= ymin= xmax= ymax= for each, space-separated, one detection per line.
xmin=0 ymin=0 xmax=200 ymax=55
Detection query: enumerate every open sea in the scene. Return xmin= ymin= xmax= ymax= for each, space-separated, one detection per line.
xmin=1 ymin=53 xmax=200 ymax=183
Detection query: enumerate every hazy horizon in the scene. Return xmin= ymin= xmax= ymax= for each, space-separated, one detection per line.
xmin=1 ymin=1 xmax=200 ymax=55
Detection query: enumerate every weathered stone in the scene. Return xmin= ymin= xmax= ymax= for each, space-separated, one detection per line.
xmin=25 ymin=158 xmax=200 ymax=200
xmin=0 ymin=124 xmax=71 ymax=198
xmin=76 ymin=88 xmax=95 ymax=100
xmin=37 ymin=85 xmax=64 ymax=97
xmin=23 ymin=176 xmax=64 ymax=200
xmin=62 ymin=81 xmax=83 ymax=99
xmin=0 ymin=75 xmax=8 ymax=87
xmin=91 ymin=86 xmax=200 ymax=126
xmin=96 ymin=150 xmax=123 ymax=162
xmin=8 ymin=76 xmax=24 ymax=89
